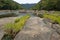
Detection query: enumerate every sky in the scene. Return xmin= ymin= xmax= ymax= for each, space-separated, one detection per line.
xmin=13 ymin=0 xmax=40 ymax=4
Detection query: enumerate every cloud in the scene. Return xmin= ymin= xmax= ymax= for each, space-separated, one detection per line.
xmin=13 ymin=0 xmax=40 ymax=4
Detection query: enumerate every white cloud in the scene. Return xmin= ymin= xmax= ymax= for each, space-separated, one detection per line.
xmin=13 ymin=0 xmax=40 ymax=4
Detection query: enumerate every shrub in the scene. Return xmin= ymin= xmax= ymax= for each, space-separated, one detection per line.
xmin=4 ymin=23 xmax=15 ymax=35
xmin=38 ymin=14 xmax=44 ymax=18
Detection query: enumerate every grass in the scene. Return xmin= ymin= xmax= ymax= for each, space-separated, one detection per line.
xmin=2 ymin=14 xmax=30 ymax=40
xmin=43 ymin=14 xmax=60 ymax=24
xmin=36 ymin=11 xmax=60 ymax=24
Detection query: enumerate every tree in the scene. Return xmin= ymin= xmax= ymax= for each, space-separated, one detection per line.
xmin=0 ymin=0 xmax=23 ymax=10
xmin=31 ymin=0 xmax=60 ymax=10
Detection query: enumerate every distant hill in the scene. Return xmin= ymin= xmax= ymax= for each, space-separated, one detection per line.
xmin=0 ymin=0 xmax=23 ymax=10
xmin=21 ymin=4 xmax=36 ymax=9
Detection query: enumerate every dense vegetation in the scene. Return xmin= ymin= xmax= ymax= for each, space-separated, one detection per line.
xmin=0 ymin=0 xmax=23 ymax=10
xmin=2 ymin=14 xmax=30 ymax=40
xmin=37 ymin=11 xmax=60 ymax=24
xmin=21 ymin=4 xmax=36 ymax=9
xmin=43 ymin=13 xmax=60 ymax=24
xmin=31 ymin=0 xmax=60 ymax=10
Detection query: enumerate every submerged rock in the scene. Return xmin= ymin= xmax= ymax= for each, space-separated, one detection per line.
xmin=14 ymin=17 xmax=60 ymax=40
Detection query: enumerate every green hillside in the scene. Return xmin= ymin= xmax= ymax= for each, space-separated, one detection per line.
xmin=0 ymin=0 xmax=23 ymax=10
xmin=21 ymin=4 xmax=36 ymax=9
xmin=31 ymin=0 xmax=60 ymax=11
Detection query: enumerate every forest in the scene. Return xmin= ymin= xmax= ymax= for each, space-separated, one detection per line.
xmin=0 ymin=0 xmax=23 ymax=10
xmin=31 ymin=0 xmax=60 ymax=11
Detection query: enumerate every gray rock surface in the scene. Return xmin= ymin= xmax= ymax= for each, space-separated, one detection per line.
xmin=14 ymin=17 xmax=60 ymax=40
xmin=52 ymin=24 xmax=60 ymax=34
xmin=50 ymin=32 xmax=60 ymax=40
xmin=0 ymin=17 xmax=16 ymax=40
xmin=0 ymin=29 xmax=5 ymax=40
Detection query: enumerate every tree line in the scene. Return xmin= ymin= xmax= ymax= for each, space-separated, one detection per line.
xmin=31 ymin=0 xmax=60 ymax=11
xmin=0 ymin=0 xmax=23 ymax=10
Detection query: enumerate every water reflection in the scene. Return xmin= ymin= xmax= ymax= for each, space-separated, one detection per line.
xmin=18 ymin=13 xmax=36 ymax=17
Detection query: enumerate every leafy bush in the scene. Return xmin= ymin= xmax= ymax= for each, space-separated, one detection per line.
xmin=38 ymin=14 xmax=44 ymax=18
xmin=4 ymin=14 xmax=30 ymax=37
xmin=0 ymin=0 xmax=23 ymax=10
xmin=31 ymin=0 xmax=60 ymax=10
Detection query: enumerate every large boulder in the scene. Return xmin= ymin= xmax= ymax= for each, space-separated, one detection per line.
xmin=14 ymin=17 xmax=60 ymax=40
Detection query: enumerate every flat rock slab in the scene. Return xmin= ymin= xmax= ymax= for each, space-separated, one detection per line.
xmin=0 ymin=17 xmax=17 ymax=40
xmin=0 ymin=17 xmax=17 ymax=27
xmin=14 ymin=17 xmax=60 ymax=40
xmin=0 ymin=30 xmax=4 ymax=40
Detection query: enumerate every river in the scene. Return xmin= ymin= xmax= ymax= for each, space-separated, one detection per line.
xmin=17 ymin=12 xmax=37 ymax=17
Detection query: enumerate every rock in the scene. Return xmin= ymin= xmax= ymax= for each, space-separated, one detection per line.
xmin=43 ymin=18 xmax=52 ymax=28
xmin=43 ymin=18 xmax=60 ymax=34
xmin=43 ymin=18 xmax=52 ymax=23
xmin=50 ymin=32 xmax=60 ymax=40
xmin=0 ymin=17 xmax=17 ymax=40
xmin=52 ymin=24 xmax=60 ymax=34
xmin=14 ymin=17 xmax=56 ymax=40
xmin=0 ymin=25 xmax=5 ymax=40
xmin=0 ymin=29 xmax=5 ymax=40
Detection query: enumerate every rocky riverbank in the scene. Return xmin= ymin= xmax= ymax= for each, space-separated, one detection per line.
xmin=0 ymin=17 xmax=17 ymax=40
xmin=0 ymin=16 xmax=60 ymax=40
xmin=14 ymin=17 xmax=60 ymax=40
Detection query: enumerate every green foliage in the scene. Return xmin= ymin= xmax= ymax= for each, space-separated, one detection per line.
xmin=30 ymin=2 xmax=41 ymax=10
xmin=4 ymin=14 xmax=30 ymax=36
xmin=31 ymin=0 xmax=60 ymax=10
xmin=4 ymin=23 xmax=15 ymax=35
xmin=43 ymin=14 xmax=60 ymax=24
xmin=14 ymin=14 xmax=30 ymax=32
xmin=38 ymin=14 xmax=44 ymax=18
xmin=2 ymin=34 xmax=13 ymax=40
xmin=15 ymin=14 xmax=30 ymax=23
xmin=0 ymin=0 xmax=23 ymax=10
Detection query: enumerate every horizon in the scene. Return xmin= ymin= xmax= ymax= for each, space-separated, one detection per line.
xmin=13 ymin=0 xmax=40 ymax=4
